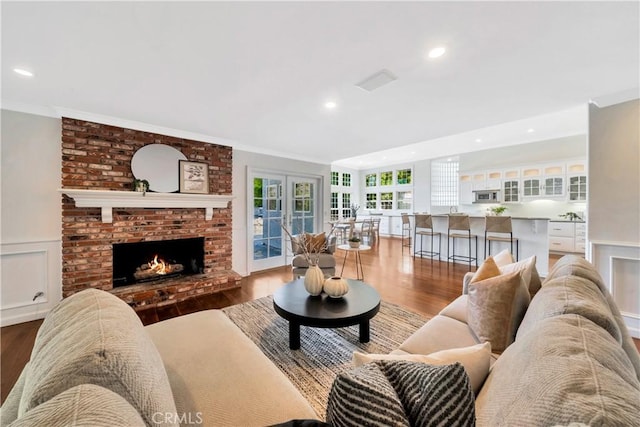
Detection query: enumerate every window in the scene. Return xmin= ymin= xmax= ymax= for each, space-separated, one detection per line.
xmin=397 ymin=191 xmax=412 ymax=210
xmin=331 ymin=171 xmax=339 ymax=186
xmin=431 ymin=158 xmax=459 ymax=206
xmin=342 ymin=173 xmax=351 ymax=187
xmin=342 ymin=193 xmax=351 ymax=218
xmin=365 ymin=173 xmax=377 ymax=187
xmin=380 ymin=171 xmax=393 ymax=186
xmin=380 ymin=192 xmax=393 ymax=210
xmin=365 ymin=193 xmax=377 ymax=209
xmin=397 ymin=169 xmax=412 ymax=185
xmin=330 ymin=192 xmax=339 ymax=220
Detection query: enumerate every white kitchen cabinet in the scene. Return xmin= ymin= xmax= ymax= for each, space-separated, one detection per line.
xmin=521 ymin=167 xmax=542 ymax=198
xmin=548 ymin=221 xmax=586 ymax=254
xmin=567 ymin=161 xmax=588 ymax=202
xmin=502 ymin=169 xmax=520 ymax=203
xmin=542 ymin=164 xmax=565 ymax=198
xmin=459 ymin=174 xmax=474 ymax=205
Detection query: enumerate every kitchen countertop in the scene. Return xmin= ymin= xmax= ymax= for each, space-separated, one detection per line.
xmin=363 ymin=214 xmax=550 ymax=221
xmin=549 ymin=219 xmax=585 ymax=223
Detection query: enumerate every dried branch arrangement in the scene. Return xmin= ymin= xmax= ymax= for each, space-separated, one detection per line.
xmin=281 ymin=224 xmax=337 ymax=265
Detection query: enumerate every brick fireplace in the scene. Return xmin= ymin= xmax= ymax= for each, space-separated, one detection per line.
xmin=61 ymin=117 xmax=241 ymax=309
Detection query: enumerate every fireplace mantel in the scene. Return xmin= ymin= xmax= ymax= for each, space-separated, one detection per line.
xmin=59 ymin=189 xmax=233 ymax=223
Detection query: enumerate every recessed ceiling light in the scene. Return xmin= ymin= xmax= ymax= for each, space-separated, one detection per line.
xmin=428 ymin=47 xmax=446 ymax=59
xmin=527 ymin=128 xmax=535 ymax=133
xmin=324 ymin=101 xmax=337 ymax=109
xmin=13 ymin=68 xmax=34 ymax=77
xmin=475 ymin=138 xmax=482 ymax=143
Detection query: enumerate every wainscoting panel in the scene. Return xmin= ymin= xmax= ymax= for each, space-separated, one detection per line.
xmin=0 ymin=240 xmax=62 ymax=326
xmin=590 ymin=241 xmax=640 ymax=338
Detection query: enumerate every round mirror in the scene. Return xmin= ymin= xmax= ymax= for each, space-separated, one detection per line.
xmin=131 ymin=144 xmax=187 ymax=193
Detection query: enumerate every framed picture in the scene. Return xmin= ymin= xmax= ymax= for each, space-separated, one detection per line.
xmin=179 ymin=160 xmax=209 ymax=194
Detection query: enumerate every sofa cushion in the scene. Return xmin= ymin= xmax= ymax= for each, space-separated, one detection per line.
xmin=146 ymin=309 xmax=317 ymax=426
xmin=327 ymin=361 xmax=475 ymax=427
xmin=9 ymin=384 xmax=145 ymax=427
xmin=352 ymin=342 xmax=491 ymax=394
xmin=438 ymin=294 xmax=468 ymax=324
xmin=397 ymin=314 xmax=479 ymax=356
xmin=467 ymin=271 xmax=530 ymax=353
xmin=542 ymin=255 xmax=640 ymax=381
xmin=18 ymin=289 xmax=177 ymax=426
xmin=517 ymin=275 xmax=622 ymax=343
xmin=475 ymin=314 xmax=640 ymax=426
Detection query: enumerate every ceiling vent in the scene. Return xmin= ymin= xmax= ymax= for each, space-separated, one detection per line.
xmin=356 ymin=69 xmax=398 ymax=92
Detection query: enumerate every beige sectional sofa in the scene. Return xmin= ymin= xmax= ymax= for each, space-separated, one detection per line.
xmin=393 ymin=254 xmax=640 ymax=426
xmin=1 ymin=289 xmax=316 ymax=427
xmin=3 ymin=254 xmax=640 ymax=426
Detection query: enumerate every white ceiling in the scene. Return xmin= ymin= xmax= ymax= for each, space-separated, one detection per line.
xmin=2 ymin=2 xmax=639 ymax=169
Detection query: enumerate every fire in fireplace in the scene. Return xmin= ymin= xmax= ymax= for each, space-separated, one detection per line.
xmin=112 ymin=237 xmax=205 ymax=287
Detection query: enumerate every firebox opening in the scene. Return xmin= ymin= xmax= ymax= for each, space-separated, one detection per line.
xmin=113 ymin=237 xmax=205 ymax=287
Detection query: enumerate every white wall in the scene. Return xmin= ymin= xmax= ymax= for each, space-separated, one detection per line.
xmin=232 ymin=150 xmax=331 ymax=276
xmin=1 ymin=110 xmax=62 ymax=325
xmin=588 ymin=99 xmax=640 ymax=338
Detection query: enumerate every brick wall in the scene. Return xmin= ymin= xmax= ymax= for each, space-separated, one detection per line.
xmin=61 ymin=117 xmax=241 ymax=309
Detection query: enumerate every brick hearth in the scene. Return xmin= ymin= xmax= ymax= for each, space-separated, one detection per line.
xmin=61 ymin=117 xmax=241 ymax=309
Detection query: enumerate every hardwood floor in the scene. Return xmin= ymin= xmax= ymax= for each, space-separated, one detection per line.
xmin=1 ymin=237 xmax=638 ymax=404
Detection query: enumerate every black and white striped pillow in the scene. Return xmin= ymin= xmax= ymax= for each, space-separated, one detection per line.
xmin=326 ymin=361 xmax=475 ymax=427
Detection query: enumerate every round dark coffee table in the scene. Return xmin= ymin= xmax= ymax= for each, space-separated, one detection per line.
xmin=273 ymin=278 xmax=381 ymax=350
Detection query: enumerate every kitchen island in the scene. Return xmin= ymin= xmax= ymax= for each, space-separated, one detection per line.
xmin=360 ymin=214 xmax=550 ymax=276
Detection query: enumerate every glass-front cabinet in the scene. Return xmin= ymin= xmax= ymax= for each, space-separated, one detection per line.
xmin=567 ymin=161 xmax=588 ymax=202
xmin=503 ymin=180 xmax=519 ymax=202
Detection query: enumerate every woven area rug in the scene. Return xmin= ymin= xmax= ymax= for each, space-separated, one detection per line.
xmin=222 ymin=296 xmax=429 ymax=418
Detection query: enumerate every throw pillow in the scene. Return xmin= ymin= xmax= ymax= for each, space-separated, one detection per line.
xmin=493 ymin=249 xmax=515 ymax=266
xmin=352 ymin=342 xmax=491 ymax=393
xmin=302 ymin=232 xmax=326 ymax=254
xmin=376 ymin=361 xmax=475 ymax=427
xmin=470 ymin=256 xmax=501 ymax=283
xmin=326 ymin=362 xmax=410 ymax=427
xmin=326 ymin=361 xmax=475 ymax=427
xmin=467 ymin=271 xmax=530 ymax=353
xmin=498 ymin=255 xmax=542 ymax=297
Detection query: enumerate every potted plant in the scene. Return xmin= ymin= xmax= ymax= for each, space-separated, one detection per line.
xmin=488 ymin=205 xmax=508 ymax=216
xmin=348 ymin=236 xmax=361 ymax=248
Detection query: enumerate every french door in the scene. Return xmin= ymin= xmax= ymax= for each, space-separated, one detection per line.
xmin=249 ymin=171 xmax=321 ymax=272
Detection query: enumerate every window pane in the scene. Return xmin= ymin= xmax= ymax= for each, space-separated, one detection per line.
xmin=342 ymin=173 xmax=351 ymax=187
xmin=397 ymin=191 xmax=412 ymax=210
xmin=380 ymin=192 xmax=393 ymax=210
xmin=365 ymin=174 xmax=377 ymax=187
xmin=342 ymin=193 xmax=351 ymax=208
xmin=365 ymin=193 xmax=377 ymax=209
xmin=331 ymin=171 xmax=339 ymax=186
xmin=397 ymin=169 xmax=412 ymax=185
xmin=380 ymin=171 xmax=393 ymax=186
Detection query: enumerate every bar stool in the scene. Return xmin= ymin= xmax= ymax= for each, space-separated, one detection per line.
xmin=401 ymin=214 xmax=411 ymax=253
xmin=485 ymin=215 xmax=519 ymax=260
xmin=447 ymin=214 xmax=478 ymax=269
xmin=413 ymin=214 xmax=441 ymax=260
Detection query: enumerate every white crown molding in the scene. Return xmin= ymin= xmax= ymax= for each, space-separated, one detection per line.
xmin=590 ymin=88 xmax=640 ymax=108
xmin=2 ymin=101 xmax=331 ymax=165
xmin=59 ymin=188 xmax=234 ymax=223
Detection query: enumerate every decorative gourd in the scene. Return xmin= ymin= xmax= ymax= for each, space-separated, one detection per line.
xmin=323 ymin=276 xmax=349 ymax=298
xmin=304 ymin=264 xmax=325 ymax=296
